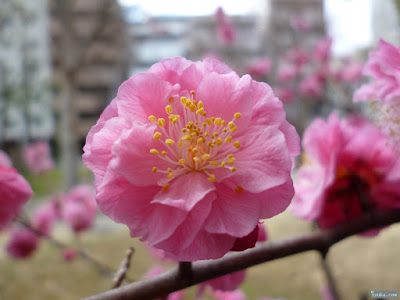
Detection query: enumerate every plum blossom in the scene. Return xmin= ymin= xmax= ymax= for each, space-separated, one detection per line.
xmin=63 ymin=248 xmax=78 ymax=261
xmin=215 ymin=7 xmax=236 ymax=46
xmin=23 ymin=141 xmax=54 ymax=174
xmin=61 ymin=185 xmax=97 ymax=233
xmin=313 ymin=38 xmax=332 ymax=64
xmin=0 ymin=152 xmax=33 ymax=230
xmin=31 ymin=202 xmax=58 ymax=236
xmin=213 ymin=290 xmax=247 ymax=300
xmin=291 ymin=113 xmax=400 ymax=232
xmin=244 ymin=57 xmax=272 ymax=79
xmin=354 ymin=39 xmax=400 ymax=103
xmin=83 ymin=57 xmax=299 ymax=261
xmin=6 ymin=227 xmax=39 ymax=259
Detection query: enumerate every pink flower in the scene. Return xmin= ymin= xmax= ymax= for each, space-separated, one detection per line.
xmin=274 ymin=88 xmax=295 ymax=104
xmin=338 ymin=61 xmax=363 ymax=83
xmin=291 ymin=113 xmax=400 ymax=232
xmin=83 ymin=57 xmax=300 ymax=261
xmin=313 ymin=38 xmax=332 ymax=64
xmin=215 ymin=7 xmax=236 ymax=46
xmin=277 ymin=65 xmax=298 ymax=83
xmin=31 ymin=202 xmax=57 ymax=236
xmin=290 ymin=16 xmax=310 ymax=32
xmin=61 ymin=185 xmax=97 ymax=233
xmin=284 ymin=47 xmax=309 ymax=68
xmin=299 ymin=73 xmax=324 ymax=99
xmin=0 ymin=163 xmax=33 ymax=230
xmin=213 ymin=290 xmax=247 ymax=300
xmin=144 ymin=267 xmax=184 ymax=300
xmin=23 ymin=141 xmax=54 ymax=174
xmin=63 ymin=248 xmax=78 ymax=261
xmin=244 ymin=57 xmax=272 ymax=78
xmin=354 ymin=39 xmax=400 ymax=102
xmin=0 ymin=150 xmax=12 ymax=167
xmin=6 ymin=227 xmax=39 ymax=259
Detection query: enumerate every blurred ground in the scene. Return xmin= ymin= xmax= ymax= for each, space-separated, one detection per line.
xmin=1 ymin=208 xmax=399 ymax=300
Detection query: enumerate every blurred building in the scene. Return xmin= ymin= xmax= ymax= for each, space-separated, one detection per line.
xmin=371 ymin=0 xmax=400 ymax=45
xmin=50 ymin=0 xmax=129 ymax=145
xmin=0 ymin=0 xmax=54 ymax=144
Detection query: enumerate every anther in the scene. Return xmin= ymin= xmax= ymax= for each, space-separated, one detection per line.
xmin=165 ymin=139 xmax=175 ymax=146
xmin=162 ymin=184 xmax=169 ymax=192
xmin=167 ymin=172 xmax=174 ymax=179
xmin=233 ymin=141 xmax=241 ymax=149
xmin=152 ymin=167 xmax=157 ymax=173
xmin=165 ymin=105 xmax=173 ymax=114
xmin=234 ymin=112 xmax=242 ymax=119
xmin=148 ymin=115 xmax=156 ymax=123
xmin=157 ymin=118 xmax=166 ymax=127
xmin=225 ymin=136 xmax=232 ymax=143
xmin=153 ymin=132 xmax=162 ymax=140
xmin=150 ymin=149 xmax=159 ymax=155
xmin=208 ymin=174 xmax=216 ymax=182
xmin=235 ymin=186 xmax=244 ymax=193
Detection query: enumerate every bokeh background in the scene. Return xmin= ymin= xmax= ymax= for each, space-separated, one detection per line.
xmin=0 ymin=0 xmax=399 ymax=299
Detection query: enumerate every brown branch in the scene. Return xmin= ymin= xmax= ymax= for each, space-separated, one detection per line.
xmin=112 ymin=247 xmax=135 ymax=289
xmin=81 ymin=210 xmax=400 ymax=300
xmin=82 ymin=209 xmax=400 ymax=300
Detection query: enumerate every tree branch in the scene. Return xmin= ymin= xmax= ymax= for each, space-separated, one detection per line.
xmin=82 ymin=209 xmax=400 ymax=300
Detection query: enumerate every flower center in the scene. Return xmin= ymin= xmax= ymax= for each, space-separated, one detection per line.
xmin=148 ymin=90 xmax=242 ymax=192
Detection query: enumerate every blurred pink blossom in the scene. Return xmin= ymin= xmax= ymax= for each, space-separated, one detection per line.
xmin=277 ymin=65 xmax=298 ymax=83
xmin=215 ymin=7 xmax=236 ymax=45
xmin=83 ymin=57 xmax=299 ymax=261
xmin=0 ymin=150 xmax=12 ymax=167
xmin=338 ymin=61 xmax=363 ymax=83
xmin=63 ymin=248 xmax=78 ymax=261
xmin=31 ymin=202 xmax=57 ymax=236
xmin=290 ymin=16 xmax=311 ymax=32
xmin=275 ymin=88 xmax=295 ymax=104
xmin=23 ymin=141 xmax=54 ymax=174
xmin=244 ymin=57 xmax=272 ymax=78
xmin=313 ymin=38 xmax=332 ymax=64
xmin=213 ymin=290 xmax=247 ymax=300
xmin=284 ymin=47 xmax=309 ymax=68
xmin=354 ymin=39 xmax=400 ymax=102
xmin=299 ymin=73 xmax=324 ymax=99
xmin=291 ymin=113 xmax=400 ymax=233
xmin=61 ymin=185 xmax=97 ymax=233
xmin=6 ymin=227 xmax=39 ymax=259
xmin=0 ymin=160 xmax=33 ymax=230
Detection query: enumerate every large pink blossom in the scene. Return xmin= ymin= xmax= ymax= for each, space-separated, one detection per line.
xmin=23 ymin=141 xmax=54 ymax=174
xmin=354 ymin=39 xmax=400 ymax=103
xmin=6 ymin=227 xmax=39 ymax=259
xmin=61 ymin=185 xmax=97 ymax=233
xmin=291 ymin=113 xmax=400 ymax=231
xmin=83 ymin=57 xmax=299 ymax=261
xmin=0 ymin=153 xmax=33 ymax=230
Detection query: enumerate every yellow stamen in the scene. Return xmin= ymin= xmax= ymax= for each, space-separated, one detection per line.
xmin=162 ymin=184 xmax=169 ymax=192
xmin=233 ymin=141 xmax=241 ymax=149
xmin=202 ymin=154 xmax=210 ymax=160
xmin=228 ymin=121 xmax=236 ymax=129
xmin=214 ymin=118 xmax=222 ymax=126
xmin=165 ymin=105 xmax=173 ymax=114
xmin=157 ymin=118 xmax=166 ymax=127
xmin=178 ymin=159 xmax=186 ymax=164
xmin=221 ymin=161 xmax=226 ymax=168
xmin=197 ymin=137 xmax=204 ymax=144
xmin=190 ymin=90 xmax=195 ymax=95
xmin=165 ymin=139 xmax=174 ymax=146
xmin=230 ymin=126 xmax=238 ymax=133
xmin=193 ymin=157 xmax=200 ymax=163
xmin=197 ymin=101 xmax=204 ymax=108
xmin=234 ymin=112 xmax=242 ymax=119
xmin=225 ymin=136 xmax=232 ymax=143
xmin=152 ymin=167 xmax=157 ymax=173
xmin=167 ymin=172 xmax=174 ymax=179
xmin=208 ymin=174 xmax=216 ymax=182
xmin=150 ymin=149 xmax=159 ymax=155
xmin=196 ymin=108 xmax=204 ymax=115
xmin=161 ymin=151 xmax=167 ymax=156
xmin=148 ymin=115 xmax=156 ymax=123
xmin=206 ymin=118 xmax=213 ymax=126
xmin=153 ymin=132 xmax=162 ymax=140
xmin=209 ymin=161 xmax=219 ymax=166
xmin=231 ymin=167 xmax=237 ymax=172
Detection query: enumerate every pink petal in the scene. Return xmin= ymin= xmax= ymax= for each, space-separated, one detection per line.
xmin=152 ymin=172 xmax=216 ymax=211
xmin=204 ymin=183 xmax=260 ymax=237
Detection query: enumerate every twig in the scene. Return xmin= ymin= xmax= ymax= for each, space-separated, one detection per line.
xmin=82 ymin=209 xmax=400 ymax=300
xmin=319 ymin=252 xmax=341 ymax=300
xmin=112 ymin=247 xmax=135 ymax=289
xmin=17 ymin=219 xmax=118 ymax=278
